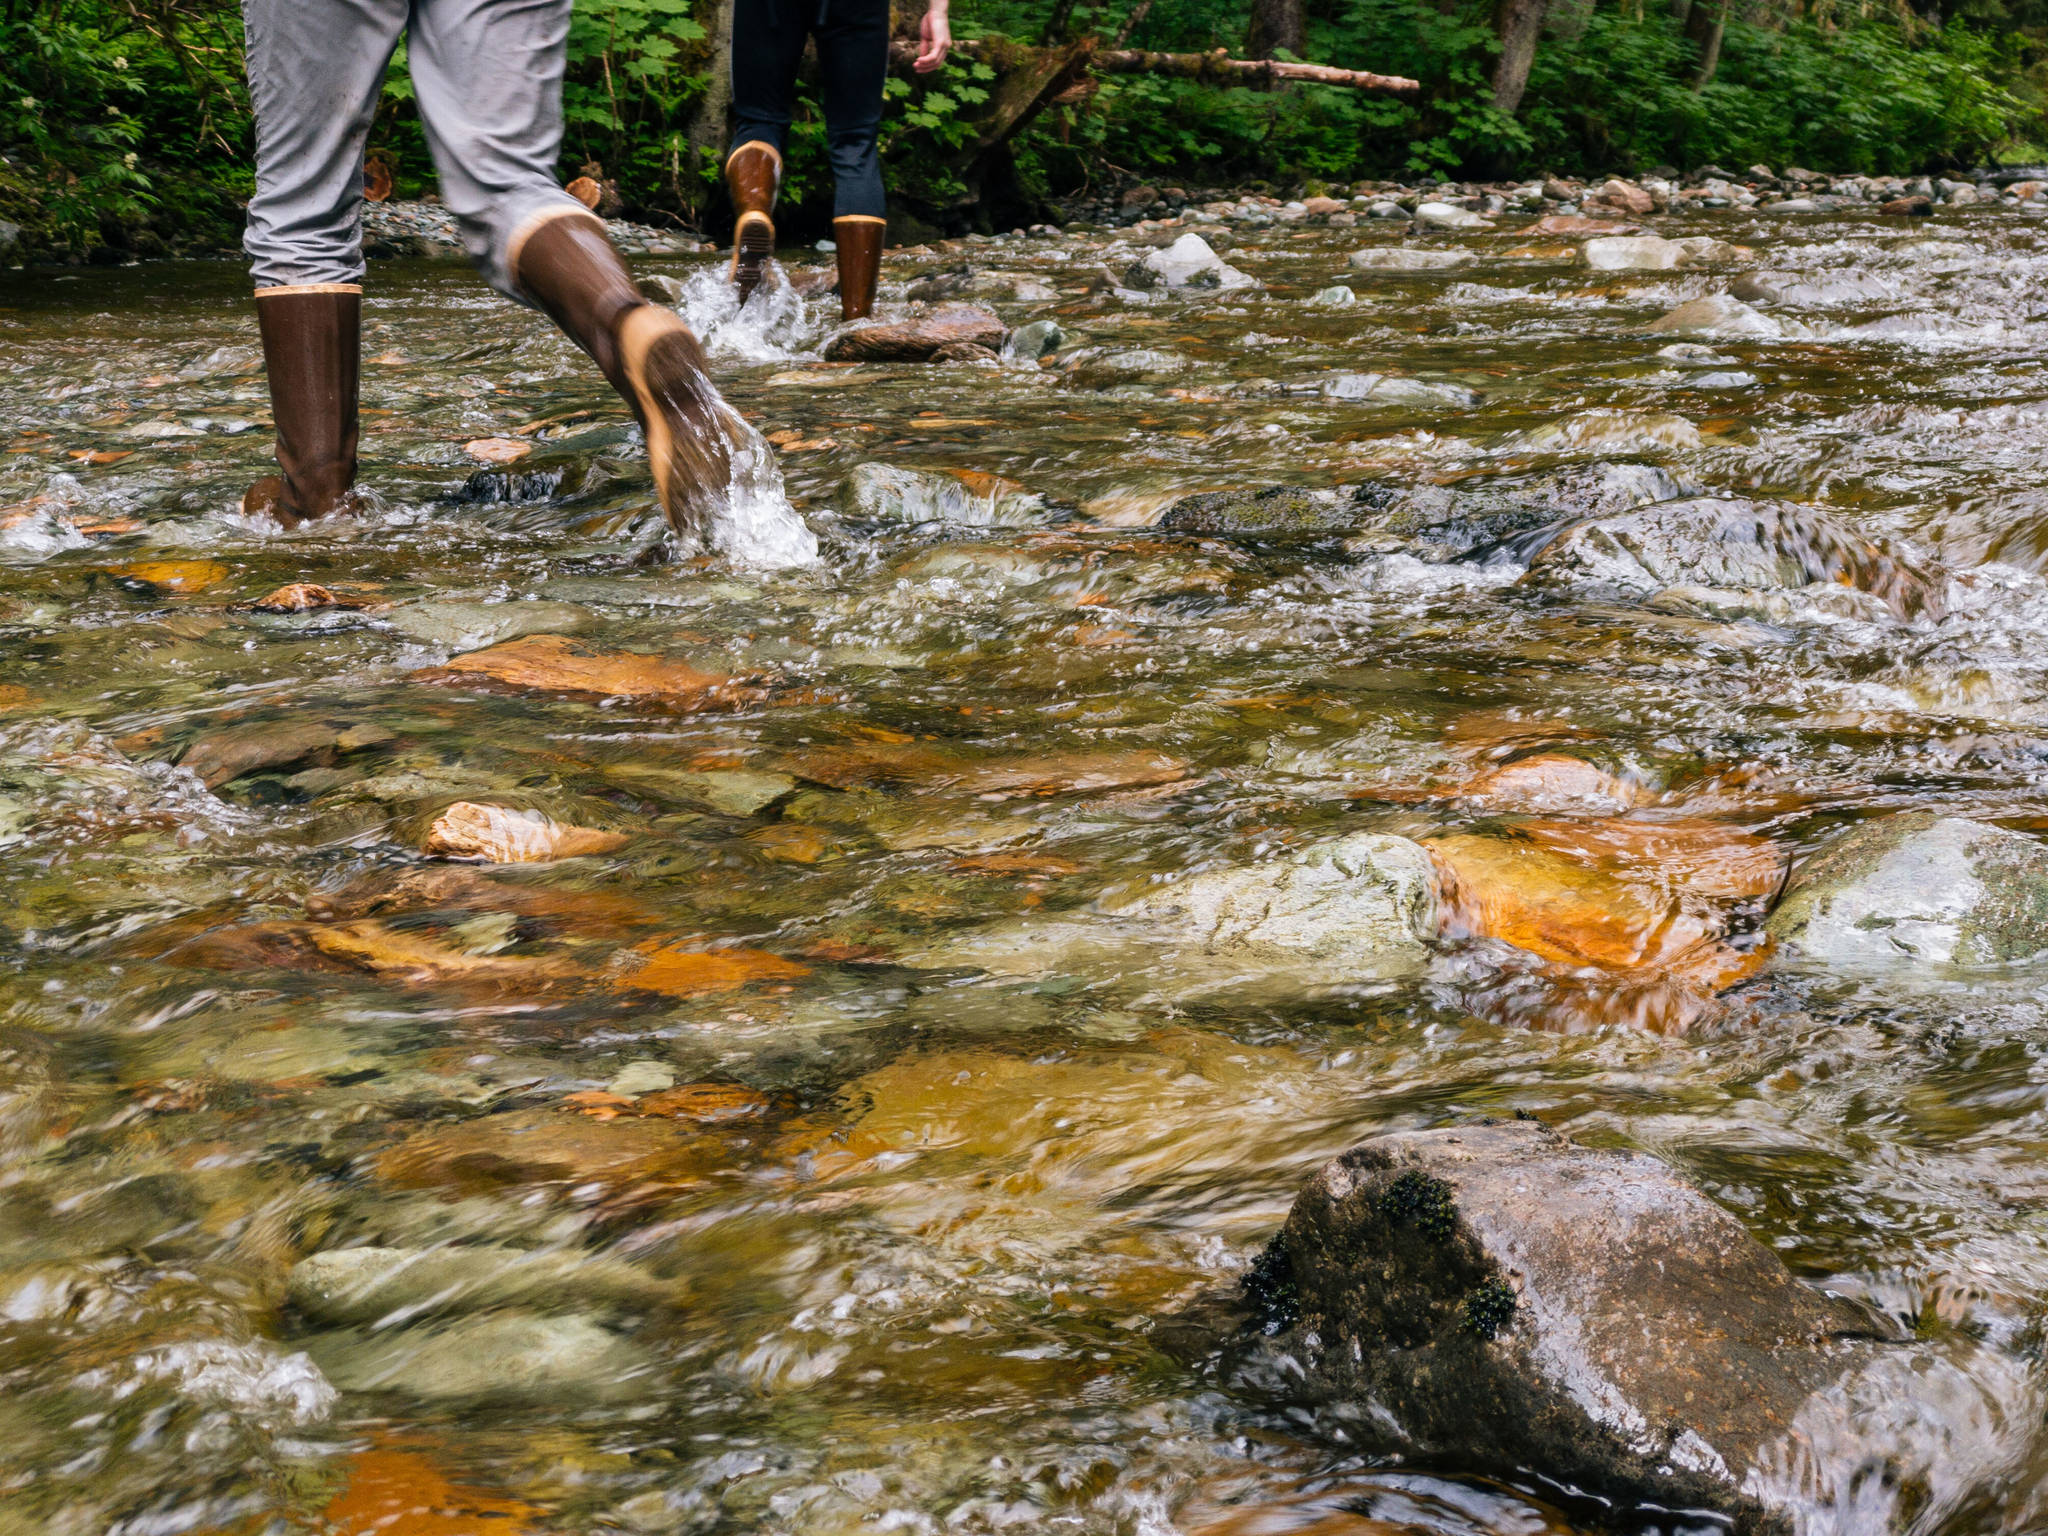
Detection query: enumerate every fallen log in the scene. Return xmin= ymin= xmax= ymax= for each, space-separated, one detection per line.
xmin=887 ymin=38 xmax=1419 ymax=95
xmin=1092 ymin=48 xmax=1419 ymax=93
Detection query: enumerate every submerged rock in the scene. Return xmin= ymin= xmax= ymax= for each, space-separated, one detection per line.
xmin=306 ymin=1310 xmax=651 ymax=1402
xmin=1348 ymin=247 xmax=1472 ymax=271
xmin=421 ymin=801 xmax=629 ymax=863
xmin=1239 ymin=1122 xmax=1925 ymax=1532
xmin=1645 ymin=294 xmax=1782 ymax=337
xmin=382 ymin=599 xmax=595 ymax=650
xmin=289 ymin=1244 xmax=670 ymax=1324
xmin=907 ymin=831 xmax=1439 ymax=992
xmin=1767 ymin=813 xmax=2048 ymax=968
xmin=1524 ymin=496 xmax=1944 ymax=620
xmin=1320 ymin=373 xmax=1477 ymax=408
xmin=823 ymin=305 xmax=1006 ymax=363
xmin=424 ymin=635 xmax=764 ymax=709
xmin=833 ymin=463 xmax=1048 ymax=527
xmin=1425 ymin=825 xmax=1770 ymax=992
xmin=176 ymin=717 xmax=392 ymax=791
xmin=1157 ymin=484 xmax=1383 ymax=539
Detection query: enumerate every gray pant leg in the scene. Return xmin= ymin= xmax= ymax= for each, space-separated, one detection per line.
xmin=242 ymin=0 xmax=408 ymax=289
xmin=408 ymin=0 xmax=585 ymax=302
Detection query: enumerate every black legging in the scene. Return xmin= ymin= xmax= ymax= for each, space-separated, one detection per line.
xmin=729 ymin=0 xmax=889 ymax=219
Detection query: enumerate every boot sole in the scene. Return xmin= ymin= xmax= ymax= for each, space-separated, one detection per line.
xmin=730 ymin=211 xmax=775 ymax=303
xmin=618 ymin=306 xmax=732 ymax=538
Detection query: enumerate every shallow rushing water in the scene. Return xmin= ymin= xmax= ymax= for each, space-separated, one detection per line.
xmin=6 ymin=202 xmax=2048 ymax=1535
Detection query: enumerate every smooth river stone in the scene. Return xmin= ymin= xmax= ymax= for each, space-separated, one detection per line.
xmin=305 ymin=1310 xmax=653 ymax=1401
xmin=1524 ymin=496 xmax=1945 ymax=620
xmin=823 ymin=304 xmax=1006 ymax=363
xmin=289 ymin=1243 xmax=670 ymax=1324
xmin=1222 ymin=1122 xmax=2003 ymax=1533
xmin=906 ymin=831 xmax=1439 ymax=991
xmin=425 ymin=634 xmax=763 ymax=708
xmin=421 ymin=801 xmax=629 ymax=862
xmin=1767 ymin=813 xmax=2048 ymax=968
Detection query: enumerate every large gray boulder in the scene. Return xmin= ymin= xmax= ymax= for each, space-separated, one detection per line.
xmin=1235 ymin=1123 xmax=2000 ymax=1533
xmin=1524 ymin=496 xmax=1944 ymax=620
xmin=1767 ymin=814 xmax=2048 ymax=968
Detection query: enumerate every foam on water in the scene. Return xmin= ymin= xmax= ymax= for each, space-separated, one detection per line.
xmin=698 ymin=400 xmax=819 ymax=571
xmin=672 ymin=260 xmax=828 ymax=364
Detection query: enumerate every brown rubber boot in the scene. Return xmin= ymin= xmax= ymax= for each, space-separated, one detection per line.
xmin=834 ymin=217 xmax=884 ymax=321
xmin=243 ymin=284 xmax=361 ymax=526
xmin=511 ymin=206 xmax=731 ymax=539
xmin=726 ymin=141 xmax=781 ymax=305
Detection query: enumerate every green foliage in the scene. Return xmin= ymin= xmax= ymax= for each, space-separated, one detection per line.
xmin=0 ymin=0 xmax=247 ymax=256
xmin=0 ymin=0 xmax=2039 ymax=259
xmin=977 ymin=0 xmax=2041 ymax=188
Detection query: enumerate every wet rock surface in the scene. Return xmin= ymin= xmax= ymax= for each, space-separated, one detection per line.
xmin=1234 ymin=1123 xmax=1957 ymax=1532
xmin=1524 ymin=496 xmax=1945 ymax=618
xmin=1768 ymin=814 xmax=2048 ymax=968
xmin=821 ymin=304 xmax=1006 ymax=362
xmin=12 ymin=171 xmax=2048 ymax=1536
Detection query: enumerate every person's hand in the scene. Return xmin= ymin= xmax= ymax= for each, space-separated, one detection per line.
xmin=914 ymin=1 xmax=951 ymax=71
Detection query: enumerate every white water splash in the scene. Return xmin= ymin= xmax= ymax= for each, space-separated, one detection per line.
xmin=672 ymin=261 xmax=828 ymax=364
xmin=701 ymin=400 xmax=820 ymax=571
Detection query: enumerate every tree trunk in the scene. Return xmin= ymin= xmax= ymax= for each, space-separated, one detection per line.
xmin=1490 ymin=0 xmax=1549 ymax=116
xmin=1683 ymin=0 xmax=1725 ymax=88
xmin=684 ymin=0 xmax=735 ymax=173
xmin=1245 ymin=0 xmax=1305 ymax=59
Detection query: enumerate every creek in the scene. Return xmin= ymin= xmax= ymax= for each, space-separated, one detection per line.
xmin=3 ymin=196 xmax=2048 ymax=1534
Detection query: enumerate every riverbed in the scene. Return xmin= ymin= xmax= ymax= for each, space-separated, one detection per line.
xmin=3 ymin=197 xmax=2048 ymax=1534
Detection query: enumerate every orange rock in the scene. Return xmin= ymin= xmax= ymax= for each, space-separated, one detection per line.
xmin=636 ymin=1083 xmax=775 ymax=1122
xmin=1515 ymin=816 xmax=1786 ymax=902
xmin=422 ymin=801 xmax=630 ymax=863
xmin=250 ymin=582 xmax=366 ymax=613
xmin=68 ymin=449 xmax=132 ymax=465
xmin=374 ymin=1107 xmax=726 ymax=1195
xmin=1425 ymin=829 xmax=1765 ymax=990
xmin=428 ymin=635 xmax=761 ymax=709
xmin=306 ymin=864 xmax=661 ymax=934
xmin=301 ymin=920 xmax=588 ymax=988
xmin=463 ymin=437 xmax=532 ymax=465
xmin=614 ymin=942 xmax=809 ymax=998
xmin=745 ymin=823 xmax=840 ymax=864
xmin=1457 ymin=754 xmax=1645 ymax=814
xmin=325 ymin=1446 xmax=537 ymax=1536
xmin=0 ymin=683 xmax=37 ymax=711
xmin=109 ymin=559 xmax=228 ymax=594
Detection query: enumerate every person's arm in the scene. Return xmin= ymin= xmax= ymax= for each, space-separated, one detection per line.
xmin=914 ymin=0 xmax=951 ymax=70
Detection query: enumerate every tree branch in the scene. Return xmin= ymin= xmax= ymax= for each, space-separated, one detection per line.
xmin=890 ymin=38 xmax=1419 ymax=94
